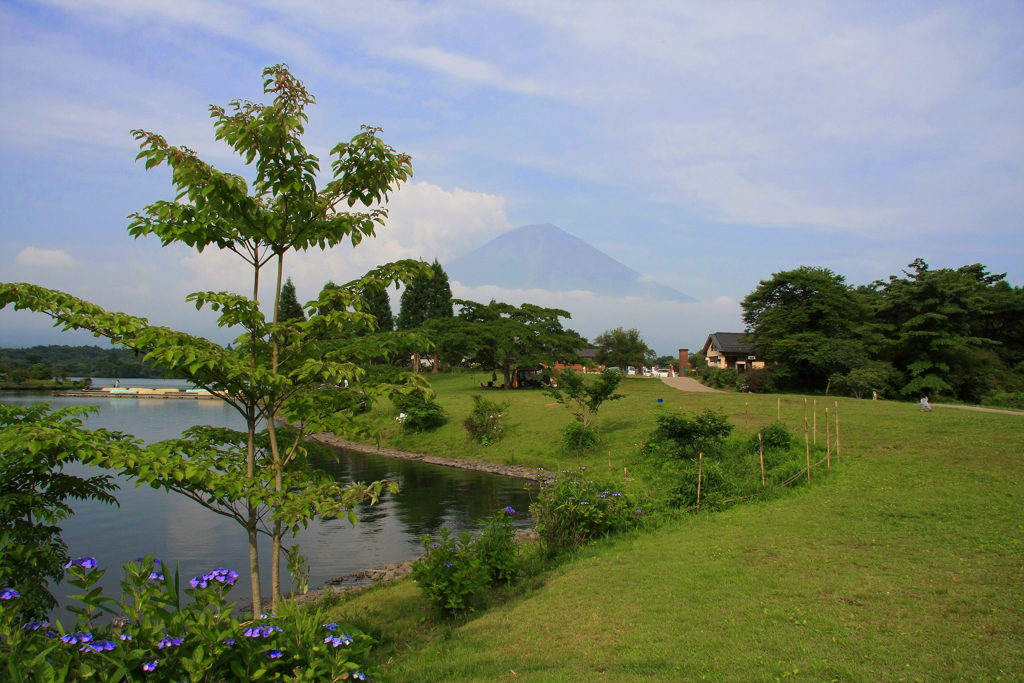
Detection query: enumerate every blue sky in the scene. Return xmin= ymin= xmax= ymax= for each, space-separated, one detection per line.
xmin=1 ymin=0 xmax=1022 ymax=355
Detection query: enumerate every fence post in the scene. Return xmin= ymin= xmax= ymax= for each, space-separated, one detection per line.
xmin=777 ymin=397 xmax=781 ymax=421
xmin=813 ymin=399 xmax=817 ymax=445
xmin=745 ymin=402 xmax=749 ymax=436
xmin=758 ymin=432 xmax=766 ymax=488
xmin=697 ymin=452 xmax=704 ymax=512
xmin=835 ymin=402 xmax=841 ymax=463
xmin=825 ymin=407 xmax=831 ymax=468
xmin=805 ymin=428 xmax=811 ymax=483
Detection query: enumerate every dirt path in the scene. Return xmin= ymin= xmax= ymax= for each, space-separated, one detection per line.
xmin=659 ymin=376 xmax=725 ymax=393
xmin=932 ymin=403 xmax=1024 ymax=416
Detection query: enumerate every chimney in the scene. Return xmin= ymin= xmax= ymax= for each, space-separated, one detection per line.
xmin=678 ymin=348 xmax=689 ymax=371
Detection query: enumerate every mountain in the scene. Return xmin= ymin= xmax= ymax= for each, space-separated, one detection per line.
xmin=445 ymin=224 xmax=694 ymax=302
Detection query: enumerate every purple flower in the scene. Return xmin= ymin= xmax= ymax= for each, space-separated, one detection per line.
xmin=149 ymin=571 xmax=164 ymax=581
xmin=429 ymin=542 xmax=441 ymax=548
xmin=243 ymin=624 xmax=282 ymax=639
xmin=0 ymin=588 xmax=20 ymax=600
xmin=324 ymin=634 xmax=354 ymax=647
xmin=61 ymin=632 xmax=93 ymax=645
xmin=352 ymin=672 xmax=367 ymax=681
xmin=265 ymin=649 xmax=283 ymax=659
xmin=65 ymin=557 xmax=98 ymax=569
xmin=322 ymin=622 xmax=339 ymax=631
xmin=580 ymin=501 xmax=590 ymax=505
xmin=190 ymin=568 xmax=239 ymax=589
xmin=81 ymin=640 xmax=116 ymax=653
xmin=502 ymin=506 xmax=516 ymax=516
xmin=579 ymin=466 xmax=586 ymax=470
xmin=223 ymin=638 xmax=236 ymax=646
xmin=612 ymin=492 xmax=623 ymax=497
xmin=142 ymin=661 xmax=158 ymax=672
xmin=634 ymin=509 xmax=644 ymax=515
xmin=561 ymin=470 xmax=569 ymax=474
xmin=443 ymin=562 xmax=452 ymax=568
xmin=157 ymin=636 xmax=183 ymax=649
xmin=119 ymin=634 xmax=133 ymax=641
xmin=44 ymin=630 xmax=58 ymax=639
xmin=23 ymin=620 xmax=49 ymax=630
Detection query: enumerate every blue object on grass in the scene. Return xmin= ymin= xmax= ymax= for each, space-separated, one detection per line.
xmin=657 ymin=398 xmax=663 ymax=403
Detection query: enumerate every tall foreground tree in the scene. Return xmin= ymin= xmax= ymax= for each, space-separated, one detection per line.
xmin=0 ymin=65 xmax=431 ymax=614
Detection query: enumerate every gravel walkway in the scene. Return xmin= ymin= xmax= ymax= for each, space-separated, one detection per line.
xmin=932 ymin=403 xmax=1024 ymax=416
xmin=659 ymin=376 xmax=724 ymax=393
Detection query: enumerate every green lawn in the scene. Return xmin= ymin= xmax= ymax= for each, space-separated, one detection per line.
xmin=332 ymin=375 xmax=1023 ymax=682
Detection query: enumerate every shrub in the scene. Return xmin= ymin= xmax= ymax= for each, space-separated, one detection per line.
xmin=665 ymin=458 xmax=727 ymax=510
xmin=474 ymin=507 xmax=519 ymax=586
xmin=749 ymin=420 xmax=792 ymax=453
xmin=463 ymin=395 xmax=509 ymax=445
xmin=0 ymin=555 xmax=378 ymax=682
xmin=411 ymin=528 xmax=486 ymax=615
xmin=982 ymin=390 xmax=1024 ymax=410
xmin=562 ymin=420 xmax=598 ymax=454
xmin=650 ymin=408 xmax=734 ymax=459
xmin=530 ymin=467 xmax=637 ymax=554
xmin=398 ymin=401 xmax=447 ymax=433
xmin=739 ymin=368 xmax=774 ymax=393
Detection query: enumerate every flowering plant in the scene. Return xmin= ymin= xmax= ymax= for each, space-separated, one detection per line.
xmin=474 ymin=508 xmax=519 ymax=586
xmin=0 ymin=555 xmax=377 ymax=682
xmin=411 ymin=528 xmax=485 ymax=615
xmin=530 ymin=467 xmax=637 ymax=554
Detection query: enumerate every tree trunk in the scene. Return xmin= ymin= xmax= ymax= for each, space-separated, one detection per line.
xmin=503 ymin=365 xmax=512 ymax=389
xmin=247 ymin=507 xmax=261 ymax=616
xmin=413 ymin=351 xmax=420 ymax=374
xmin=432 ymin=352 xmax=438 ymax=374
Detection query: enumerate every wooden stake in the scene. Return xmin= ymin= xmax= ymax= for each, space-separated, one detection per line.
xmin=758 ymin=432 xmax=766 ymax=488
xmin=804 ymin=398 xmax=808 ymax=432
xmin=805 ymin=428 xmax=811 ymax=483
xmin=825 ymin=407 xmax=831 ymax=468
xmin=813 ymin=399 xmax=817 ymax=445
xmin=608 ymin=451 xmax=612 ymax=471
xmin=624 ymin=467 xmax=628 ymax=484
xmin=745 ymin=402 xmax=749 ymax=436
xmin=696 ymin=452 xmax=704 ymax=512
xmin=777 ymin=397 xmax=781 ymax=421
xmin=835 ymin=402 xmax=841 ymax=463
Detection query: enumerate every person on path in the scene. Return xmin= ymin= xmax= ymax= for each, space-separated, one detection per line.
xmin=919 ymin=395 xmax=932 ymax=412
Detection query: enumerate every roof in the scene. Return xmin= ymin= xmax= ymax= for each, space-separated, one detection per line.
xmin=702 ymin=332 xmax=756 ymax=355
xmin=575 ymin=348 xmax=600 ymax=358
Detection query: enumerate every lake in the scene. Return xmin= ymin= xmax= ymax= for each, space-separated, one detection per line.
xmin=1 ymin=382 xmax=535 ymax=612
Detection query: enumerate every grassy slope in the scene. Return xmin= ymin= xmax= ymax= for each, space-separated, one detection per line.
xmin=335 ymin=375 xmax=1023 ymax=682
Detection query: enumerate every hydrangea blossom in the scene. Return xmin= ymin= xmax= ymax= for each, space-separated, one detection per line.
xmin=0 ymin=588 xmax=20 ymax=600
xmin=22 ymin=620 xmax=49 ymax=630
xmin=190 ymin=568 xmax=239 ymax=589
xmin=502 ymin=506 xmax=516 ymax=516
xmin=322 ymin=622 xmax=339 ymax=631
xmin=81 ymin=640 xmax=116 ymax=653
xmin=157 ymin=636 xmax=183 ymax=649
xmin=65 ymin=557 xmax=98 ymax=569
xmin=223 ymin=638 xmax=236 ymax=646
xmin=61 ymin=632 xmax=93 ymax=645
xmin=243 ymin=624 xmax=282 ymax=639
xmin=119 ymin=634 xmax=133 ymax=641
xmin=265 ymin=649 xmax=283 ymax=659
xmin=142 ymin=661 xmax=158 ymax=672
xmin=324 ymin=634 xmax=354 ymax=648
xmin=352 ymin=671 xmax=367 ymax=680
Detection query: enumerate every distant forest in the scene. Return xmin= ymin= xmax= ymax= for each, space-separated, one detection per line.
xmin=0 ymin=345 xmax=174 ymax=379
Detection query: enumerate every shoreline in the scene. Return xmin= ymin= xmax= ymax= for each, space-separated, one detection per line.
xmin=301 ymin=428 xmax=543 ymax=481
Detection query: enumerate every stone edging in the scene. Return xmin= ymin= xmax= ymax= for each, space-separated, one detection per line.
xmin=300 ymin=428 xmax=543 ymax=481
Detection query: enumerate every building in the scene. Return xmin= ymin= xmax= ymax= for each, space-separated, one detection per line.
xmin=701 ymin=333 xmax=763 ymax=373
xmin=553 ymin=348 xmax=603 ymax=373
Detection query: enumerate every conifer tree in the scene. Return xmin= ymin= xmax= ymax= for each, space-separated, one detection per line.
xmin=364 ymin=283 xmax=394 ymax=331
xmin=278 ymin=277 xmax=306 ymax=321
xmin=397 ymin=259 xmax=452 ymax=329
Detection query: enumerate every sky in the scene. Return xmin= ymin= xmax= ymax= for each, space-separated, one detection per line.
xmin=1 ymin=0 xmax=1022 ymax=356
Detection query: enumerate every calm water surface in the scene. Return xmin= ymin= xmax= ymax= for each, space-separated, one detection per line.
xmin=2 ymin=384 xmax=534 ymax=612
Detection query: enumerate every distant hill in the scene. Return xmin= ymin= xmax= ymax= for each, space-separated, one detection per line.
xmin=0 ymin=345 xmax=173 ymax=379
xmin=445 ymin=224 xmax=694 ymax=302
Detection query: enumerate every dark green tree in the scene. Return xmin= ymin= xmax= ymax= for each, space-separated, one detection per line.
xmin=363 ymin=282 xmax=394 ymax=332
xmin=869 ymin=259 xmax=1005 ymax=399
xmin=741 ymin=266 xmax=863 ymax=390
xmin=593 ymin=327 xmax=652 ymax=372
xmin=397 ymin=259 xmax=453 ymax=330
xmin=435 ymin=300 xmax=587 ymax=388
xmin=278 ymin=277 xmax=306 ymax=321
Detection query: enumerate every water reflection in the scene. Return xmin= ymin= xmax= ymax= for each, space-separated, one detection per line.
xmin=0 ymin=390 xmax=533 ymax=614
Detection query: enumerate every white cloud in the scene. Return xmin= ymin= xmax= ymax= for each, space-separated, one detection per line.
xmin=449 ymin=281 xmax=743 ymax=355
xmin=179 ymin=181 xmax=511 ymax=303
xmin=15 ymin=247 xmax=77 ymax=269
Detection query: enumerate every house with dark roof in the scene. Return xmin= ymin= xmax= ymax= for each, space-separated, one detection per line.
xmin=700 ymin=333 xmax=763 ymax=373
xmin=553 ymin=348 xmax=603 ymax=373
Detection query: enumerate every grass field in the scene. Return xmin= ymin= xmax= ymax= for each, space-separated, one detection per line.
xmin=329 ymin=375 xmax=1023 ymax=682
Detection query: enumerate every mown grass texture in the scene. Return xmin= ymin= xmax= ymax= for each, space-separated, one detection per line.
xmin=330 ymin=375 xmax=1022 ymax=682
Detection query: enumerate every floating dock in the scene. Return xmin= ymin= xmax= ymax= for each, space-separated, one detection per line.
xmin=54 ymin=388 xmax=219 ymax=400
